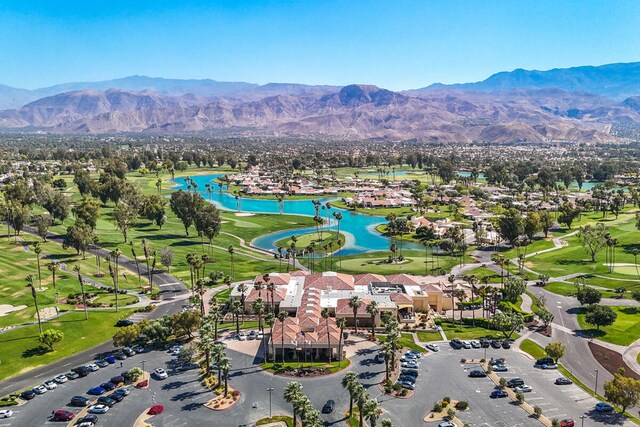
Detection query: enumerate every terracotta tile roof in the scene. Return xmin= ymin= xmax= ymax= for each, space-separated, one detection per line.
xmin=385 ymin=274 xmax=422 ymax=287
xmin=335 ymin=298 xmax=371 ymax=316
xmin=390 ymin=293 xmax=413 ymax=304
xmin=354 ymin=273 xmax=386 ymax=285
xmin=305 ymin=273 xmax=355 ymax=290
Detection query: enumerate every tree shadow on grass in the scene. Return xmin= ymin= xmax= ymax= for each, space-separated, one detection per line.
xmin=619 ymin=307 xmax=640 ymax=315
xmin=557 ymin=259 xmax=593 ymax=266
xmin=576 ymin=328 xmax=606 ymax=339
xmin=22 ymin=346 xmax=50 ymax=358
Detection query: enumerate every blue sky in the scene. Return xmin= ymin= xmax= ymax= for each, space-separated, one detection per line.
xmin=2 ymin=0 xmax=640 ymax=90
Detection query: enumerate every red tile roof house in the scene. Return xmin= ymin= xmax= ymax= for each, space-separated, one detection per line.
xmin=230 ymin=271 xmax=444 ymax=362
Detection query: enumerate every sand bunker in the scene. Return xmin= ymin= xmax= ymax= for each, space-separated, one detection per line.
xmin=0 ymin=304 xmax=27 ymax=316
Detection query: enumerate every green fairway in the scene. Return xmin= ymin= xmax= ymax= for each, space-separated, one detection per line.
xmin=274 ymin=231 xmax=345 ymax=254
xmin=577 ymin=306 xmax=640 ymax=346
xmin=0 ymin=309 xmax=134 ymax=382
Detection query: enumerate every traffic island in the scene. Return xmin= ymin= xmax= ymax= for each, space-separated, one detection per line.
xmin=259 ymin=359 xmax=351 ymax=377
xmin=133 ymin=405 xmax=164 ymax=427
xmin=204 ymin=388 xmax=241 ymax=411
xmin=255 ymin=415 xmax=296 ymax=427
xmin=423 ymin=398 xmax=468 ymax=425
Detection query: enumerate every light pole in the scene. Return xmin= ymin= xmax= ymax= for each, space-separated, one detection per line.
xmin=141 ymin=360 xmax=146 ymax=381
xmin=594 ymin=369 xmax=599 ymax=397
xmin=267 ymin=387 xmax=274 ymax=419
xmin=580 ymin=415 xmax=586 ymax=427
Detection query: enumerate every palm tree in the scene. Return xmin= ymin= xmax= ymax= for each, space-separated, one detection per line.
xmin=633 ymin=248 xmax=640 ymax=280
xmin=389 ymin=243 xmax=398 ymax=263
xmin=33 ymin=243 xmax=42 ymax=289
xmin=455 ymin=289 xmax=467 ymax=325
xmin=333 ymin=211 xmax=343 ymax=270
xmin=341 ymin=371 xmax=358 ymax=417
xmin=266 ymin=281 xmax=275 ymax=313
xmin=211 ymin=343 xmax=226 ymax=387
xmin=295 ymin=395 xmax=314 ymax=427
xmin=73 ymin=265 xmax=88 ymax=320
xmin=366 ymin=301 xmax=379 ymax=338
xmin=336 ymin=317 xmax=347 ymax=365
xmin=348 ymin=296 xmax=362 ymax=334
xmin=354 ymin=383 xmax=368 ymax=427
xmin=381 ymin=341 xmax=393 ymax=382
xmin=219 ymin=356 xmax=232 ymax=397
xmin=253 ymin=280 xmax=264 ymax=299
xmin=363 ymin=399 xmax=383 ymax=427
xmin=465 ymin=274 xmax=479 ymax=326
xmin=230 ymin=300 xmax=242 ymax=334
xmin=251 ymin=298 xmax=265 ymax=333
xmin=277 ymin=311 xmax=287 ymax=363
xmin=227 ymin=246 xmax=235 ymax=280
xmin=387 ymin=330 xmax=400 ymax=370
xmin=210 ymin=300 xmax=221 ymax=340
xmin=196 ymin=279 xmax=207 ymax=316
xmin=302 ymin=408 xmax=323 ymax=427
xmin=447 ymin=274 xmax=456 ymax=319
xmin=283 ymin=381 xmax=303 ymax=427
xmin=47 ymin=262 xmax=60 ymax=303
xmin=237 ymin=283 xmax=248 ymax=321
xmin=186 ymin=252 xmax=198 ymax=294
xmin=198 ymin=315 xmax=216 ymax=375
xmin=26 ymin=275 xmax=43 ymax=334
xmin=130 ymin=241 xmax=142 ymax=290
xmin=265 ymin=312 xmax=275 ymax=362
xmin=109 ymin=248 xmax=122 ymax=312
xmin=321 ymin=308 xmax=332 ymax=363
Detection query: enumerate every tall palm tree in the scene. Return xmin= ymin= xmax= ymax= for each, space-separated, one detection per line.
xmin=447 ymin=274 xmax=456 ymax=319
xmin=348 ymin=296 xmax=362 ymax=334
xmin=455 ymin=289 xmax=467 ymax=325
xmin=219 ymin=356 xmax=232 ymax=397
xmin=321 ymin=308 xmax=332 ymax=363
xmin=277 ymin=311 xmax=287 ymax=363
xmin=354 ymin=383 xmax=368 ymax=427
xmin=230 ymin=300 xmax=242 ymax=334
xmin=198 ymin=315 xmax=216 ymax=375
xmin=130 ymin=241 xmax=142 ymax=290
xmin=73 ymin=265 xmax=88 ymax=320
xmin=381 ymin=341 xmax=393 ymax=382
xmin=186 ymin=252 xmax=198 ymax=294
xmin=295 ymin=395 xmax=314 ymax=427
xmin=210 ymin=300 xmax=221 ymax=340
xmin=332 ymin=211 xmax=343 ymax=270
xmin=366 ymin=301 xmax=379 ymax=338
xmin=253 ymin=280 xmax=264 ymax=299
xmin=283 ymin=381 xmax=303 ymax=427
xmin=265 ymin=312 xmax=275 ymax=362
xmin=341 ymin=371 xmax=358 ymax=417
xmin=465 ymin=274 xmax=479 ymax=326
xmin=211 ymin=343 xmax=226 ymax=387
xmin=109 ymin=248 xmax=122 ymax=312
xmin=196 ymin=279 xmax=207 ymax=316
xmin=47 ymin=262 xmax=60 ymax=303
xmin=251 ymin=298 xmax=265 ymax=333
xmin=227 ymin=246 xmax=235 ymax=280
xmin=26 ymin=275 xmax=43 ymax=334
xmin=336 ymin=317 xmax=347 ymax=365
xmin=363 ymin=399 xmax=383 ymax=427
xmin=33 ymin=243 xmax=42 ymax=289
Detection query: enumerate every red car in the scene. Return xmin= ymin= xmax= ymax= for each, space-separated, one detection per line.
xmin=560 ymin=419 xmax=574 ymax=427
xmin=52 ymin=410 xmax=74 ymax=421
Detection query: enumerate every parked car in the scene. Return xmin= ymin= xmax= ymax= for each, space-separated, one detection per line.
xmin=132 ymin=344 xmax=146 ymax=353
xmin=110 ymin=375 xmax=125 ymax=385
xmin=115 ymin=319 xmax=133 ymax=327
xmin=560 ymin=419 xmax=575 ymax=427
xmin=123 ymin=347 xmax=136 ymax=357
xmin=480 ymin=338 xmax=490 ymax=348
xmin=426 ymin=343 xmax=440 ymax=352
xmin=72 ymin=366 xmax=91 ymax=377
xmin=43 ymin=380 xmax=58 ymax=390
xmin=97 ymin=396 xmax=117 ymax=407
xmin=406 ymin=350 xmax=422 ymax=359
xmin=535 ymin=357 xmax=555 ymax=366
xmin=32 ymin=385 xmax=47 ymax=395
xmin=54 ymin=374 xmax=68 ymax=384
xmin=0 ymin=410 xmax=12 ymax=419
xmin=400 ymin=354 xmax=418 ymax=362
xmin=493 ymin=364 xmax=509 ymax=372
xmin=154 ymin=368 xmax=168 ymax=379
xmin=506 ymin=378 xmax=525 ymax=388
xmin=595 ymin=402 xmax=614 ymax=412
xmin=555 ymin=377 xmax=573 ymax=385
xmin=114 ymin=388 xmax=130 ymax=396
xmin=65 ymin=371 xmax=80 ymax=380
xmin=462 ymin=341 xmax=472 ymax=349
xmin=52 ymin=410 xmax=75 ymax=421
xmin=401 ymin=361 xmax=419 ymax=369
xmin=469 ymin=370 xmax=487 ymax=378
xmin=374 ymin=353 xmax=385 ymax=363
xmin=88 ymin=404 xmax=110 ymax=414
xmin=99 ymin=382 xmax=117 ymax=391
xmin=236 ymin=332 xmax=247 ymax=341
xmin=491 ymin=339 xmax=502 ymax=349
xmin=490 ymin=390 xmax=508 ymax=398
xmin=107 ymin=392 xmax=124 ymax=402
xmin=247 ymin=330 xmax=257 ymax=340
xmin=515 ymin=384 xmax=533 ymax=393
xmin=70 ymin=395 xmax=90 ymax=406
xmin=501 ymin=340 xmax=512 ymax=349
xmin=105 ymin=355 xmax=117 ymax=364
xmin=19 ymin=390 xmax=36 ymax=400
xmin=321 ymin=399 xmax=335 ymax=414
xmin=114 ymin=352 xmax=127 ymax=361
xmin=401 ymin=369 xmax=419 ymax=378
xmin=214 ymin=341 xmax=227 ymax=348
xmin=257 ymin=331 xmax=264 ymax=339
xmin=76 ymin=414 xmax=98 ymax=426
xmin=541 ymin=363 xmax=558 ymax=370
xmin=398 ymin=380 xmax=415 ymax=390
xmin=438 ymin=422 xmax=455 ymax=427
xmin=95 ymin=359 xmax=109 ymax=368
xmin=489 ymin=358 xmax=506 ymax=366
xmin=87 ymin=387 xmax=106 ymax=396
xmin=470 ymin=340 xmax=481 ymax=348
xmin=450 ymin=338 xmax=463 ymax=349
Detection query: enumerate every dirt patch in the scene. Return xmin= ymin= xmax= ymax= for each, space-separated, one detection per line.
xmin=589 ymin=341 xmax=640 ymax=379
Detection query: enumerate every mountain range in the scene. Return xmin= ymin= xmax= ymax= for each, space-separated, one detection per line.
xmin=3 ymin=62 xmax=640 ymax=142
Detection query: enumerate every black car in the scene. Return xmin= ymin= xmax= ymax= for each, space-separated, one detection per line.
xmin=480 ymin=338 xmax=491 ymax=348
xmin=490 ymin=339 xmax=502 ymax=349
xmin=489 ymin=358 xmax=506 ymax=366
xmin=100 ymin=382 xmax=117 ymax=391
xmin=110 ymin=376 xmax=125 ymax=385
xmin=506 ymin=378 xmax=525 ymax=388
xmin=20 ymin=390 xmax=36 ymax=400
xmin=321 ymin=399 xmax=335 ymax=414
xmin=121 ymin=371 xmax=134 ymax=382
xmin=450 ymin=338 xmax=463 ymax=349
xmin=123 ymin=347 xmax=136 ymax=357
xmin=70 ymin=395 xmax=90 ymax=406
xmin=502 ymin=340 xmax=512 ymax=349
xmin=399 ymin=374 xmax=416 ymax=382
xmin=72 ymin=366 xmax=91 ymax=377
xmin=536 ymin=357 xmax=555 ymax=366
xmin=107 ymin=393 xmax=124 ymax=402
xmin=469 ymin=370 xmax=487 ymax=378
xmin=114 ymin=352 xmax=127 ymax=360
xmin=97 ymin=396 xmax=117 ymax=407
xmin=401 ymin=368 xmax=419 ymax=378
xmin=555 ymin=377 xmax=573 ymax=385
xmin=115 ymin=319 xmax=133 ymax=327
xmin=77 ymin=414 xmax=98 ymax=425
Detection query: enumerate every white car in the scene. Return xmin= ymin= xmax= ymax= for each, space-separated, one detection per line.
xmin=405 ymin=350 xmax=422 ymax=359
xmin=0 ymin=409 xmax=13 ymax=419
xmin=88 ymin=404 xmax=110 ymax=414
xmin=154 ymin=368 xmax=168 ymax=379
xmin=32 ymin=385 xmax=47 ymax=394
xmin=426 ymin=343 xmax=440 ymax=352
xmin=54 ymin=374 xmax=68 ymax=384
xmin=43 ymin=380 xmax=58 ymax=390
xmin=515 ymin=384 xmax=533 ymax=393
xmin=470 ymin=340 xmax=481 ymax=348
xmin=462 ymin=341 xmax=472 ymax=349
xmin=256 ymin=331 xmax=264 ymax=339
xmin=85 ymin=363 xmax=99 ymax=372
xmin=236 ymin=332 xmax=247 ymax=341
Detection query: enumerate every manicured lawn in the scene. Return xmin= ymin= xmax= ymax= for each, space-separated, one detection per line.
xmin=260 ymin=359 xmax=350 ymax=374
xmin=93 ymin=293 xmax=139 ymax=306
xmin=519 ymin=339 xmax=546 ymax=359
xmin=464 ymin=266 xmax=503 ymax=284
xmin=379 ymin=332 xmax=425 ymax=352
xmin=0 ymin=309 xmax=134 ymax=382
xmin=576 ymin=275 xmax=640 ymax=291
xmin=439 ymin=321 xmax=516 ymax=341
xmin=213 ymin=288 xmax=232 ymax=303
xmin=501 ymin=237 xmax=556 ymax=260
xmin=256 ymin=416 xmax=294 ymax=427
xmin=577 ymin=306 xmax=640 ymax=346
xmin=274 ymin=231 xmax=345 ymax=254
xmin=543 ymin=281 xmax=622 ymax=299
xmin=416 ymin=331 xmax=442 ymax=342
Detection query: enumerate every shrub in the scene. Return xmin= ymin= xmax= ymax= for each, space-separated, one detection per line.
xmin=447 ymin=408 xmax=456 ymax=418
xmin=479 ymin=358 xmax=486 ymax=363
xmin=433 ymin=402 xmax=443 ymax=413
xmin=400 ymin=388 xmax=408 ymax=396
xmin=551 ymin=419 xmax=560 ymax=427
xmin=455 ymin=401 xmax=468 ymax=411
xmin=128 ymin=367 xmax=143 ymax=381
xmin=442 ymin=396 xmax=451 ymax=404
xmin=516 ymin=391 xmax=524 ymax=404
xmin=533 ymin=406 xmax=542 ymax=418
xmin=499 ymin=378 xmax=507 ymax=388
xmin=460 ymin=358 xmax=467 ymax=363
xmin=232 ymin=389 xmax=240 ymax=398
xmin=393 ymin=383 xmax=402 ymax=392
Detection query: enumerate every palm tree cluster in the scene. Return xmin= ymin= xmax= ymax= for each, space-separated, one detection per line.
xmin=284 ymin=381 xmax=323 ymax=427
xmin=341 ymin=372 xmax=389 ymax=427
